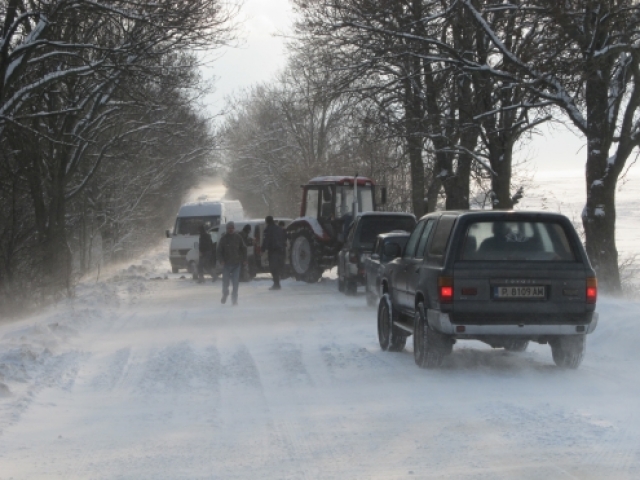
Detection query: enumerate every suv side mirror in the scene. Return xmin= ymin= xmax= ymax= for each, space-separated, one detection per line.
xmin=383 ymin=242 xmax=401 ymax=259
xmin=166 ymin=229 xmax=172 ymax=238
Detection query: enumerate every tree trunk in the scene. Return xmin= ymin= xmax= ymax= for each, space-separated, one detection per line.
xmin=490 ymin=146 xmax=514 ymax=210
xmin=407 ymin=132 xmax=425 ymax=219
xmin=582 ymin=72 xmax=620 ymax=293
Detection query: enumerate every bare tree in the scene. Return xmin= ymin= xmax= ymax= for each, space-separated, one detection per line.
xmin=463 ymin=0 xmax=640 ymax=292
xmin=0 ymin=0 xmax=236 ymax=313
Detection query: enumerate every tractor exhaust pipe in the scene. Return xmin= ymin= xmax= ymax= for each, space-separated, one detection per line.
xmin=352 ymin=172 xmax=358 ymax=217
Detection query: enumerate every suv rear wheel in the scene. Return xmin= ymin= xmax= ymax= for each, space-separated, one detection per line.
xmin=550 ymin=335 xmax=585 ymax=369
xmin=414 ymin=302 xmax=451 ymax=368
xmin=378 ymin=294 xmax=406 ymax=352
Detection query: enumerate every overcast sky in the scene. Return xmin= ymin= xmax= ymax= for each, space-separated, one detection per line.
xmin=202 ymin=0 xmax=595 ymax=175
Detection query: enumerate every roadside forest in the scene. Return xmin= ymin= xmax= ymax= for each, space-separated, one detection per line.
xmin=0 ymin=0 xmax=237 ymax=315
xmin=2 ymin=1 xmax=639 ymax=316
xmin=221 ymin=0 xmax=640 ymax=294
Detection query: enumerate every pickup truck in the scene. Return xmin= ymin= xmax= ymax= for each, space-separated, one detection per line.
xmin=364 ymin=231 xmax=410 ymax=306
xmin=337 ymin=212 xmax=416 ymax=295
xmin=377 ymin=211 xmax=599 ymax=369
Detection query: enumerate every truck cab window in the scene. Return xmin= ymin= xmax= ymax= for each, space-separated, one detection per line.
xmin=304 ymin=188 xmax=320 ymax=218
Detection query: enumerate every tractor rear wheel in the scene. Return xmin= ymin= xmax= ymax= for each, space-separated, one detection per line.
xmin=289 ymin=228 xmax=323 ymax=283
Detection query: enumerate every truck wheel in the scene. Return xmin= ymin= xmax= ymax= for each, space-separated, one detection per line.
xmin=550 ymin=335 xmax=585 ymax=369
xmin=378 ymin=294 xmax=406 ymax=352
xmin=413 ymin=302 xmax=450 ymax=369
xmin=289 ymin=228 xmax=322 ymax=283
xmin=503 ymin=339 xmax=529 ymax=352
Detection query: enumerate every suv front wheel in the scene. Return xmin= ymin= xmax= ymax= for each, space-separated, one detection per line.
xmin=377 ymin=294 xmax=406 ymax=352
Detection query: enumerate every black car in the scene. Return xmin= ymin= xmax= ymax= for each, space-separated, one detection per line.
xmin=364 ymin=231 xmax=410 ymax=307
xmin=337 ymin=212 xmax=416 ymax=295
xmin=377 ymin=211 xmax=599 ymax=369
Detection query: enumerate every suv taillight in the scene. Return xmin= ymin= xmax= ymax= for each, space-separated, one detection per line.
xmin=586 ymin=277 xmax=597 ymax=304
xmin=438 ymin=276 xmax=454 ymax=304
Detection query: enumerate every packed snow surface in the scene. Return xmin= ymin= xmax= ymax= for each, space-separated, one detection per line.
xmin=1 ymin=250 xmax=639 ymax=479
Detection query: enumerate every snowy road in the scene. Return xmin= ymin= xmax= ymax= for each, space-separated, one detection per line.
xmin=1 ymin=255 xmax=640 ymax=479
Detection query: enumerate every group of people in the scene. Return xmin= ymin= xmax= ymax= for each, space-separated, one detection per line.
xmin=197 ymin=216 xmax=287 ymax=306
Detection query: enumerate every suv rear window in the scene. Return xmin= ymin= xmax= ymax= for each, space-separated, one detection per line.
xmin=355 ymin=216 xmax=416 ymax=249
xmin=461 ymin=220 xmax=576 ymax=261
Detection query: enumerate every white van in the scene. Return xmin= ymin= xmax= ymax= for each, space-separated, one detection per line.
xmin=166 ymin=200 xmax=244 ymax=273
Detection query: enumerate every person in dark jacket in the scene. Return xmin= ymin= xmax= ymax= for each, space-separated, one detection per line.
xmin=261 ymin=216 xmax=287 ymax=290
xmin=197 ymin=225 xmax=215 ymax=283
xmin=216 ymin=221 xmax=247 ymax=305
xmin=239 ymin=224 xmax=254 ymax=282
xmin=239 ymin=224 xmax=253 ymax=246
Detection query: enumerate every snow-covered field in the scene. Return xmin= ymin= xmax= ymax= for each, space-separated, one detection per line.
xmin=1 ymin=248 xmax=639 ymax=479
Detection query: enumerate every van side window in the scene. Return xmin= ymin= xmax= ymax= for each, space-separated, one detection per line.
xmin=403 ymin=221 xmax=425 ymax=259
xmin=428 ymin=216 xmax=456 ymax=260
xmin=415 ymin=219 xmax=436 ymax=259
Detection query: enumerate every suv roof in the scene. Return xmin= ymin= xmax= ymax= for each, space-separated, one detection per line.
xmin=420 ymin=210 xmax=569 ymax=221
xmin=357 ymin=211 xmax=415 ymax=218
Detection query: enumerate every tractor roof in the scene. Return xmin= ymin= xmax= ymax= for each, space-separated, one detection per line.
xmin=306 ymin=176 xmax=375 ymax=186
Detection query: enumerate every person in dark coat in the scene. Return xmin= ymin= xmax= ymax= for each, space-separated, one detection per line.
xmin=239 ymin=224 xmax=253 ymax=246
xmin=239 ymin=224 xmax=254 ymax=281
xmin=197 ymin=225 xmax=214 ymax=283
xmin=216 ymin=221 xmax=247 ymax=305
xmin=261 ymin=216 xmax=287 ymax=290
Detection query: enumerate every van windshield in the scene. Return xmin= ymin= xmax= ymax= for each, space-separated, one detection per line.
xmin=461 ymin=220 xmax=576 ymax=261
xmin=355 ymin=216 xmax=416 ymax=250
xmin=175 ymin=216 xmax=221 ymax=235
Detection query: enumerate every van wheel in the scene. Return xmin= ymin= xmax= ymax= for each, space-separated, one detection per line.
xmin=378 ymin=294 xmax=406 ymax=352
xmin=414 ymin=302 xmax=450 ymax=369
xmin=188 ymin=261 xmax=198 ymax=280
xmin=550 ymin=336 xmax=585 ymax=369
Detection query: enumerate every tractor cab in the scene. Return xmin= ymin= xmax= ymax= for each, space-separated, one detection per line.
xmin=300 ymin=176 xmax=381 ymax=241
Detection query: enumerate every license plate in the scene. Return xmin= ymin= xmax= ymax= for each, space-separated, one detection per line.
xmin=494 ymin=285 xmax=545 ymax=299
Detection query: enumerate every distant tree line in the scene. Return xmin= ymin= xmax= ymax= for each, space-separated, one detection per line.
xmin=221 ymin=0 xmax=640 ymax=293
xmin=0 ymin=0 xmax=236 ymax=316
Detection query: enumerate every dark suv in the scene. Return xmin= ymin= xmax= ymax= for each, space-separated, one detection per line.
xmin=377 ymin=211 xmax=598 ymax=369
xmin=337 ymin=212 xmax=416 ymax=295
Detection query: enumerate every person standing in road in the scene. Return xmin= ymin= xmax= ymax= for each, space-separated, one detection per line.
xmin=216 ymin=221 xmax=246 ymax=305
xmin=239 ymin=224 xmax=254 ymax=282
xmin=197 ymin=224 xmax=214 ymax=283
xmin=239 ymin=224 xmax=253 ymax=246
xmin=261 ymin=216 xmax=287 ymax=290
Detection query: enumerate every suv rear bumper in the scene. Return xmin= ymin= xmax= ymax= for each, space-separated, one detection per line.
xmin=427 ymin=309 xmax=598 ymax=336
